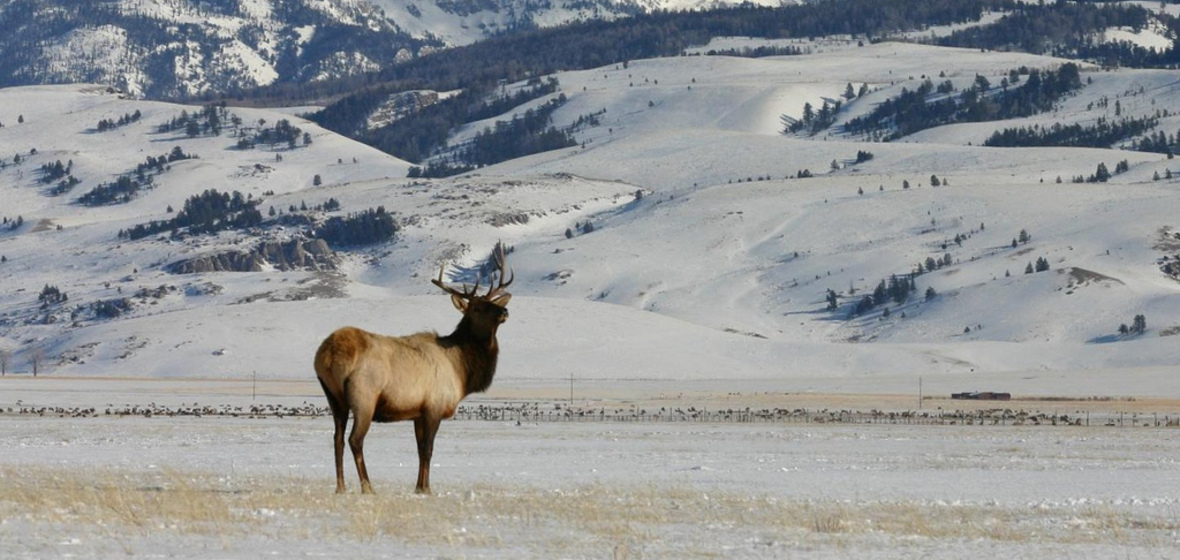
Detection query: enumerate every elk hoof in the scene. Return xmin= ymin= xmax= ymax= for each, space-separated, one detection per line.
xmin=415 ymin=486 xmax=432 ymax=496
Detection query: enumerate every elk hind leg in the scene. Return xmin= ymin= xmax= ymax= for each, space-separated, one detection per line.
xmin=414 ymin=415 xmax=441 ymax=495
xmin=348 ymin=399 xmax=376 ymax=494
xmin=318 ymin=379 xmax=349 ymax=494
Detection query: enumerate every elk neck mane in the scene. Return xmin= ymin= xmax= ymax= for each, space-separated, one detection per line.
xmin=438 ymin=315 xmax=499 ymax=396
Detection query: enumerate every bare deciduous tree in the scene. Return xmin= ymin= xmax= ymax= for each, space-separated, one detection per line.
xmin=30 ymin=347 xmax=45 ymax=377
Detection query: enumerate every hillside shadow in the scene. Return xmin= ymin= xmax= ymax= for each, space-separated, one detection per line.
xmin=1088 ymin=334 xmax=1123 ymax=344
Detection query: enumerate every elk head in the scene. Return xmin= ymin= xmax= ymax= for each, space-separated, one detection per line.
xmin=431 ymin=244 xmax=514 ymax=340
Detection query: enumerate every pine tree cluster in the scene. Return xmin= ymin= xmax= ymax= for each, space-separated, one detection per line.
xmin=79 ymin=147 xmax=195 ymax=206
xmin=347 ymin=79 xmax=563 ymax=164
xmin=938 ymin=1 xmax=1180 ymax=69
xmin=1118 ymin=314 xmax=1147 ymax=336
xmin=95 ymin=110 xmax=142 ymax=132
xmin=86 ymin=298 xmax=133 ymax=320
xmin=39 ymin=159 xmax=82 ymax=195
xmin=38 ymin=159 xmax=72 ymax=184
xmin=38 ymin=284 xmax=67 ymax=306
xmin=237 ymin=118 xmax=307 ymax=150
xmin=121 ymin=189 xmax=260 ymax=240
xmin=157 ymin=104 xmax=229 ymax=137
xmin=314 ymin=207 xmax=397 ymax=248
xmin=704 ymin=45 xmax=809 ymax=58
xmin=846 ymin=64 xmax=1082 ymax=141
xmin=987 ymin=115 xmax=1159 ymax=149
xmin=1024 ymin=257 xmax=1050 ymax=274
xmin=784 ymin=99 xmax=842 ymax=136
xmin=457 ymin=96 xmax=577 ymax=167
xmin=848 ymin=274 xmax=917 ymax=317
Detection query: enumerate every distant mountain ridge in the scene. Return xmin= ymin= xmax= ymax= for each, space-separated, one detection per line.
xmin=0 ymin=0 xmax=791 ymax=100
xmin=0 ymin=0 xmax=438 ymax=99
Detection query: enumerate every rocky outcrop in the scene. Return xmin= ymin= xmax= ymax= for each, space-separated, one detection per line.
xmin=169 ymin=239 xmax=337 ymax=274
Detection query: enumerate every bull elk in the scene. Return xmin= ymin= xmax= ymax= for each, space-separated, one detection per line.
xmin=314 ymin=246 xmax=513 ymax=494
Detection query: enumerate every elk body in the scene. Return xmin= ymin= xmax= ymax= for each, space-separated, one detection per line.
xmin=314 ymin=248 xmax=513 ymax=494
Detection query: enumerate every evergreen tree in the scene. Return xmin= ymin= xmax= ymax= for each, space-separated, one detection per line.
xmin=1093 ymin=162 xmax=1111 ymax=183
xmin=872 ymin=280 xmax=888 ymax=307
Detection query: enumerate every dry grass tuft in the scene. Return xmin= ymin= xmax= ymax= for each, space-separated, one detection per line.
xmin=1 ymin=465 xmax=1174 ymax=556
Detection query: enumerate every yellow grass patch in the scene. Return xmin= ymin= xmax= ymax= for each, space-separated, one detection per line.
xmin=0 ymin=465 xmax=1172 ymax=556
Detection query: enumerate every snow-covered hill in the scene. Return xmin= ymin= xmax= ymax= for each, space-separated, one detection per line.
xmin=2 ymin=41 xmax=1179 ymax=396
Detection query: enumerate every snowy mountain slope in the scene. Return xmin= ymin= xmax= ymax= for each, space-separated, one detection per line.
xmin=2 ymin=41 xmax=1180 ymax=395
xmin=0 ymin=0 xmax=805 ymax=99
xmin=366 ymin=0 xmax=794 ymax=47
xmin=0 ymin=0 xmax=431 ymax=98
xmin=443 ymin=44 xmax=1180 ymax=375
xmin=475 ymin=44 xmax=1099 ymax=186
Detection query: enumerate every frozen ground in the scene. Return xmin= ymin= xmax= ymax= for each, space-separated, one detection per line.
xmin=0 ymin=407 xmax=1177 ymax=559
xmin=1 ymin=379 xmax=1178 ymax=558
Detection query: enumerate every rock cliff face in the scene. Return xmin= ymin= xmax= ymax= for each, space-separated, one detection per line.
xmin=169 ymin=239 xmax=336 ymax=274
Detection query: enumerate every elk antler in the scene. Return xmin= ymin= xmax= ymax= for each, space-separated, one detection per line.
xmin=485 ymin=243 xmax=514 ymax=300
xmin=432 ymin=265 xmax=480 ymax=300
xmin=432 ymin=243 xmax=513 ymax=300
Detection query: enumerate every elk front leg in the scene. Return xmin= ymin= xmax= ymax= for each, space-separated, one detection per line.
xmin=413 ymin=416 xmax=441 ymax=494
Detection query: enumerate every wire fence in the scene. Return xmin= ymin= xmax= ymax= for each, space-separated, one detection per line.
xmin=4 ymin=401 xmax=1177 ymax=428
xmin=453 ymin=403 xmax=1180 ymax=428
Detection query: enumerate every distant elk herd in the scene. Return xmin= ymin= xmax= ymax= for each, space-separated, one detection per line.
xmin=314 ymin=245 xmax=513 ymax=494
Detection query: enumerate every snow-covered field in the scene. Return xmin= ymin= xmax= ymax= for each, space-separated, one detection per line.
xmin=1 ymin=406 xmax=1177 ymax=559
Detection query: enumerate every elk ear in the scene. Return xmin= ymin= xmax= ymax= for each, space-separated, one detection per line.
xmin=451 ymin=294 xmax=468 ymax=312
xmin=490 ymin=294 xmax=511 ymax=307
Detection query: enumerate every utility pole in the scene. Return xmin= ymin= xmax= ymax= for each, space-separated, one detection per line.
xmin=918 ymin=376 xmax=923 ymax=410
xmin=569 ymin=371 xmax=575 ymax=405
xmin=252 ymin=370 xmax=257 ymax=401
